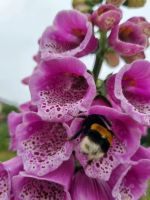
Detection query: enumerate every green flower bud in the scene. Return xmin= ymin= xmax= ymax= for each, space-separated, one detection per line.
xmin=125 ymin=0 xmax=146 ymax=7
xmin=72 ymin=0 xmax=86 ymax=7
xmin=73 ymin=3 xmax=92 ymax=13
xmin=106 ymin=0 xmax=126 ymax=7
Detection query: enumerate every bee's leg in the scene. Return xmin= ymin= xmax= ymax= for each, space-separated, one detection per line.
xmin=68 ymin=129 xmax=83 ymax=141
xmin=68 ymin=111 xmax=87 ymax=119
xmin=87 ymin=159 xmax=92 ymax=165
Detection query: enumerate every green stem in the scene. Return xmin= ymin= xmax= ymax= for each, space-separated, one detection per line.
xmin=93 ymin=31 xmax=107 ymax=83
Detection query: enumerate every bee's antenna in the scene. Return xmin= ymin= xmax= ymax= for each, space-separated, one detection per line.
xmin=68 ymin=111 xmax=87 ymax=120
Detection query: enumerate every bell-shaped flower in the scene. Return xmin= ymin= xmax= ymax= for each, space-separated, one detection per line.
xmin=13 ymin=112 xmax=73 ymax=176
xmin=108 ymin=21 xmax=147 ymax=56
xmin=39 ymin=10 xmax=98 ymax=59
xmin=70 ymin=105 xmax=143 ymax=181
xmin=0 ymin=157 xmax=23 ymax=200
xmin=109 ymin=146 xmax=150 ymax=200
xmin=92 ymin=4 xmax=122 ymax=31
xmin=12 ymin=158 xmax=74 ymax=200
xmin=107 ymin=60 xmax=150 ymax=126
xmin=29 ymin=57 xmax=96 ymax=122
xmin=70 ymin=171 xmax=114 ymax=200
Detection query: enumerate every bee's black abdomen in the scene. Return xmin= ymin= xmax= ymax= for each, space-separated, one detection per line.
xmin=87 ymin=130 xmax=110 ymax=153
xmin=87 ymin=130 xmax=103 ymax=144
xmin=99 ymin=138 xmax=110 ymax=153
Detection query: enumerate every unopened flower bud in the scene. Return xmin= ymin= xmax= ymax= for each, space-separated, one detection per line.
xmin=105 ymin=50 xmax=120 ymax=67
xmin=122 ymin=52 xmax=145 ymax=63
xmin=106 ymin=0 xmax=126 ymax=7
xmin=125 ymin=0 xmax=146 ymax=8
xmin=72 ymin=0 xmax=86 ymax=7
xmin=92 ymin=4 xmax=122 ymax=31
xmin=92 ymin=0 xmax=103 ymax=4
xmin=72 ymin=0 xmax=103 ymax=13
xmin=73 ymin=3 xmax=92 ymax=13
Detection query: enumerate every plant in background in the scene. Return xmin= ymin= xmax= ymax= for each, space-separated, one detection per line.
xmin=0 ymin=0 xmax=150 ymax=199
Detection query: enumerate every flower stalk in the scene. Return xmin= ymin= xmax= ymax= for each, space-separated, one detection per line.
xmin=93 ymin=31 xmax=107 ymax=83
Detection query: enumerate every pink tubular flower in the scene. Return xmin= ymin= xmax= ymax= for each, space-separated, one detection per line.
xmin=131 ymin=146 xmax=150 ymax=161
xmin=12 ymin=158 xmax=73 ymax=200
xmin=14 ymin=112 xmax=73 ymax=176
xmin=109 ymin=147 xmax=150 ymax=200
xmin=21 ymin=76 xmax=30 ymax=85
xmin=92 ymin=4 xmax=122 ymax=31
xmin=0 ymin=157 xmax=23 ymax=200
xmin=108 ymin=21 xmax=147 ymax=56
xmin=39 ymin=10 xmax=98 ymax=59
xmin=8 ymin=103 xmax=38 ymax=151
xmin=8 ymin=112 xmax=23 ymax=151
xmin=19 ymin=101 xmax=38 ymax=113
xmin=70 ymin=105 xmax=143 ymax=181
xmin=70 ymin=171 xmax=114 ymax=200
xmin=29 ymin=57 xmax=96 ymax=122
xmin=106 ymin=74 xmax=122 ymax=111
xmin=111 ymin=60 xmax=150 ymax=126
xmin=33 ymin=51 xmax=41 ymax=64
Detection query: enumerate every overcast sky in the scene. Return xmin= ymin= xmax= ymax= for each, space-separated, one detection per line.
xmin=0 ymin=0 xmax=150 ymax=105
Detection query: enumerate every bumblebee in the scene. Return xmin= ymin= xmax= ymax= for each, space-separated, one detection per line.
xmin=70 ymin=114 xmax=113 ymax=161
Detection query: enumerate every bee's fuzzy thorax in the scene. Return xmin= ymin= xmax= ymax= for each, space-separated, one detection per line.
xmin=80 ymin=136 xmax=104 ymax=161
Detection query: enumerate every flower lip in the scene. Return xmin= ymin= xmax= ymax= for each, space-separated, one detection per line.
xmin=29 ymin=57 xmax=96 ymax=122
xmin=12 ymin=174 xmax=71 ymax=200
xmin=0 ymin=164 xmax=10 ymax=200
xmin=12 ymin=158 xmax=73 ymax=200
xmin=0 ymin=157 xmax=23 ymax=200
xmin=16 ymin=112 xmax=73 ymax=176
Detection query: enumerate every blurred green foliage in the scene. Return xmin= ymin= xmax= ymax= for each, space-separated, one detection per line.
xmin=0 ymin=102 xmax=17 ymax=161
xmin=141 ymin=129 xmax=150 ymax=147
xmin=141 ymin=182 xmax=150 ymax=200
